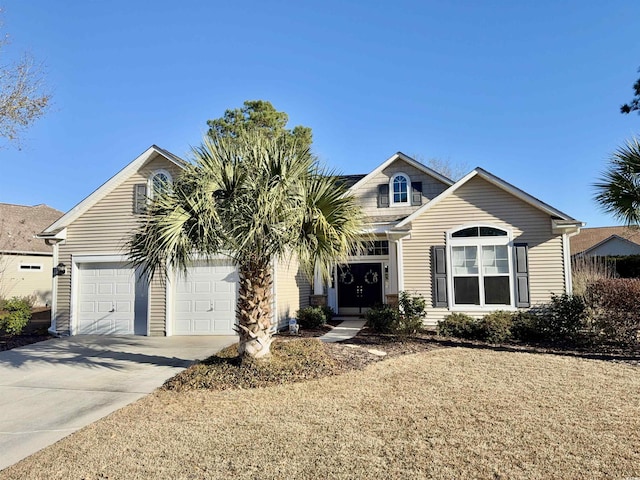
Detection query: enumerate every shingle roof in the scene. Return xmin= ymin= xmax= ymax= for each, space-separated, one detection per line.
xmin=336 ymin=174 xmax=366 ymax=188
xmin=0 ymin=203 xmax=64 ymax=254
xmin=570 ymin=226 xmax=640 ymax=255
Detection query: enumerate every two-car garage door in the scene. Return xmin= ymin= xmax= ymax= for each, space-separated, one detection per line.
xmin=76 ymin=259 xmax=238 ymax=336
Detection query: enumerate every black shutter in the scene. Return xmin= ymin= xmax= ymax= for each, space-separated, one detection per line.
xmin=432 ymin=245 xmax=448 ymax=307
xmin=411 ymin=181 xmax=423 ymax=206
xmin=377 ymin=184 xmax=390 ymax=208
xmin=133 ymin=183 xmax=147 ymax=214
xmin=514 ymin=243 xmax=530 ymax=308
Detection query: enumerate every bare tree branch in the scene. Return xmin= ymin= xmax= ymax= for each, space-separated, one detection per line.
xmin=0 ymin=22 xmax=51 ymax=148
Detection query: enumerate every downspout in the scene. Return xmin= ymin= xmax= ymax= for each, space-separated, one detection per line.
xmin=563 ymin=231 xmax=580 ymax=294
xmin=48 ymin=241 xmax=59 ymax=335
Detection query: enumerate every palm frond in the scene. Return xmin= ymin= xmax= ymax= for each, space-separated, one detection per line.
xmin=594 ymin=137 xmax=640 ymax=225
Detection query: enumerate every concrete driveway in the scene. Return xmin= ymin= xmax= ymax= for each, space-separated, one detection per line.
xmin=0 ymin=335 xmax=236 ymax=471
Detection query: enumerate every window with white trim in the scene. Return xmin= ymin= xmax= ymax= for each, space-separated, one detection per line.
xmin=448 ymin=225 xmax=512 ymax=307
xmin=19 ymin=263 xmax=43 ymax=271
xmin=390 ymin=173 xmax=409 ymax=205
xmin=149 ymin=169 xmax=172 ymax=198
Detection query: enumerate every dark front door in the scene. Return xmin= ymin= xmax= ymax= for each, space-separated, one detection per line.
xmin=337 ymin=263 xmax=383 ymax=309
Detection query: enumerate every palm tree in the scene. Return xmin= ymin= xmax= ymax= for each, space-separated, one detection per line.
xmin=128 ymin=132 xmax=364 ymax=359
xmin=594 ymin=137 xmax=640 ymax=225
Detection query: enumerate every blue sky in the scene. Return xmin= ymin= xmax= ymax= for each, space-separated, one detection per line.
xmin=3 ymin=1 xmax=640 ymax=227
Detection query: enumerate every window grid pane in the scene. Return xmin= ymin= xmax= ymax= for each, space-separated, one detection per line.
xmin=451 ymin=231 xmax=511 ymax=307
xmin=393 ymin=176 xmax=408 ymax=203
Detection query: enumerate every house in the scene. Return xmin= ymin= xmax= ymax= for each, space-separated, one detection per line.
xmin=39 ymin=147 xmax=581 ymax=336
xmin=0 ymin=203 xmax=63 ymax=305
xmin=570 ymin=226 xmax=640 ymax=257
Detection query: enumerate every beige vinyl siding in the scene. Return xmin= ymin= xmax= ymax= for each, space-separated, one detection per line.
xmin=149 ymin=276 xmax=166 ymax=336
xmin=55 ymin=154 xmax=182 ymax=335
xmin=403 ymin=176 xmax=566 ymax=326
xmin=274 ymin=255 xmax=310 ymax=329
xmin=0 ymin=254 xmax=53 ymax=306
xmin=352 ymin=159 xmax=450 ymax=218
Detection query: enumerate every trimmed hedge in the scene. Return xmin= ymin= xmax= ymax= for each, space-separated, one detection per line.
xmin=437 ymin=313 xmax=476 ymax=339
xmin=437 ymin=295 xmax=589 ymax=346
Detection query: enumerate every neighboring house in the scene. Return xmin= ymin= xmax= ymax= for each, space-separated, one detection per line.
xmin=570 ymin=226 xmax=640 ymax=257
xmin=39 ymin=147 xmax=581 ymax=336
xmin=0 ymin=203 xmax=63 ymax=306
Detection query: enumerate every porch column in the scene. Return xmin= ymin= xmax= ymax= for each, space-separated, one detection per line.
xmin=388 ymin=240 xmax=399 ymax=294
xmin=313 ymin=262 xmax=324 ymax=295
xmin=310 ymin=262 xmax=327 ymax=306
xmin=396 ymin=238 xmax=405 ymax=292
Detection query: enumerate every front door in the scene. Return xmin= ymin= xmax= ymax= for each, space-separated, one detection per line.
xmin=337 ymin=263 xmax=383 ymax=313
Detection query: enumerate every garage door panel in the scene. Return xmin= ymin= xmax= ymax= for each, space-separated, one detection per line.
xmin=194 ymin=282 xmax=211 ymax=293
xmin=97 ymin=302 xmax=113 ymax=313
xmin=116 ymin=283 xmax=133 ymax=295
xmin=173 ymin=260 xmax=238 ymax=335
xmin=175 ymin=300 xmax=192 ymax=313
xmin=79 ymin=302 xmax=95 ymax=313
xmin=194 ymin=300 xmax=210 ymax=313
xmin=80 ymin=284 xmax=96 ymax=295
xmin=214 ymin=300 xmax=232 ymax=312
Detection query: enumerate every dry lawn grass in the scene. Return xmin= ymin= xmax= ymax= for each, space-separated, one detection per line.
xmin=2 ymin=347 xmax=640 ymax=480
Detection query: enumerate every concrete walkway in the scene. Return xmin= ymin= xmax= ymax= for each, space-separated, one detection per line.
xmin=319 ymin=318 xmax=367 ymax=343
xmin=0 ymin=335 xmax=235 ymax=471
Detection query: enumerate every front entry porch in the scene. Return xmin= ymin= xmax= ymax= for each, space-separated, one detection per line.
xmin=335 ymin=262 xmax=384 ymax=315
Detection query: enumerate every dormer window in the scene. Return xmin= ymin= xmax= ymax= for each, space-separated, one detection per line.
xmin=391 ymin=173 xmax=409 ymax=205
xmin=150 ymin=169 xmax=172 ymax=198
xmin=133 ymin=169 xmax=173 ymax=214
xmin=377 ymin=174 xmax=423 ymax=208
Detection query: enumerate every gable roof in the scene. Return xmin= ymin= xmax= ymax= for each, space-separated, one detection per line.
xmin=347 ymin=152 xmax=454 ymax=192
xmin=0 ymin=203 xmax=63 ymax=253
xmin=40 ymin=145 xmax=187 ymax=236
xmin=396 ymin=167 xmax=581 ymax=229
xmin=570 ymin=226 xmax=640 ymax=255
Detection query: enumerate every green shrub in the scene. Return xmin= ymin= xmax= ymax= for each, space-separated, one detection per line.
xmin=437 ymin=313 xmax=477 ymax=339
xmin=296 ymin=306 xmax=326 ymax=329
xmin=585 ymin=278 xmax=640 ymax=345
xmin=510 ymin=311 xmax=542 ymax=342
xmin=0 ymin=297 xmax=32 ymax=336
xmin=535 ymin=294 xmax=587 ymax=343
xmin=396 ymin=291 xmax=426 ymax=334
xmin=365 ymin=305 xmax=400 ymax=334
xmin=320 ymin=305 xmax=335 ymax=323
xmin=475 ymin=311 xmax=512 ymax=344
xmin=366 ymin=291 xmax=426 ymax=334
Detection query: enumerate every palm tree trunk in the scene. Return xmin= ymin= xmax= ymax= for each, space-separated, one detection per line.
xmin=236 ymin=256 xmax=274 ymax=359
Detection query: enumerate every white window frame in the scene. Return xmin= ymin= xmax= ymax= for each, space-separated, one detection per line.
xmin=389 ymin=172 xmax=410 ymax=207
xmin=148 ymin=169 xmax=173 ymax=199
xmin=19 ymin=263 xmax=43 ymax=272
xmin=446 ymin=224 xmax=516 ymax=310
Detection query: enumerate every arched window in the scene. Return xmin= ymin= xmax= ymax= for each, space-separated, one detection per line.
xmin=149 ymin=169 xmax=172 ymax=198
xmin=447 ymin=225 xmax=513 ymax=307
xmin=390 ymin=173 xmax=409 ymax=205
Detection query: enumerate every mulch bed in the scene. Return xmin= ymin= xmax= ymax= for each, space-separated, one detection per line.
xmin=0 ymin=308 xmax=53 ymax=352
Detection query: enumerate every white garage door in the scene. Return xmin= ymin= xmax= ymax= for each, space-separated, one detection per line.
xmin=173 ymin=260 xmax=238 ymax=335
xmin=77 ymin=262 xmax=136 ymax=334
